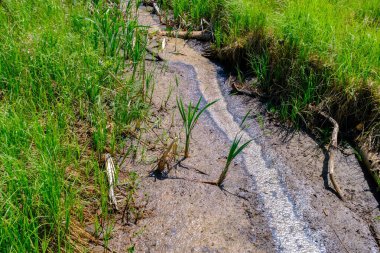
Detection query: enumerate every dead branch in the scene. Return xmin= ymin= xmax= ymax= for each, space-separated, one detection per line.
xmin=310 ymin=106 xmax=345 ymax=200
xmin=104 ymin=153 xmax=119 ymax=210
xmin=158 ymin=30 xmax=212 ymax=41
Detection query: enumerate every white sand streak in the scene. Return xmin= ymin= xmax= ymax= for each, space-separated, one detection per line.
xmin=165 ymin=41 xmax=323 ymax=252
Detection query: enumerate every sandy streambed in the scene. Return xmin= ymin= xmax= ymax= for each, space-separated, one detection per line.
xmin=103 ymin=6 xmax=380 ymax=253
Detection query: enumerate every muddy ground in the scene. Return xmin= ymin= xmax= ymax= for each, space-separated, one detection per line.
xmin=91 ymin=6 xmax=380 ymax=253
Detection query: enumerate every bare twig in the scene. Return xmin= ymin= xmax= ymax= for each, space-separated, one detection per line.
xmin=331 ymin=226 xmax=350 ymax=253
xmin=321 ymin=111 xmax=345 ymax=200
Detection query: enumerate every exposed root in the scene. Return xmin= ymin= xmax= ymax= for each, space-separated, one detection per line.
xmin=104 ymin=153 xmax=119 ymax=210
xmin=311 ymin=106 xmax=345 ymax=200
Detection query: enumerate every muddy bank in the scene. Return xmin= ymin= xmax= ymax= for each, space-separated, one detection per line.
xmin=107 ymin=61 xmax=274 ymax=252
xmin=103 ymin=6 xmax=380 ymax=253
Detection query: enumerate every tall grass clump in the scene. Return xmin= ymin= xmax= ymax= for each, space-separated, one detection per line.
xmin=158 ymin=0 xmax=380 ymax=152
xmin=0 ymin=0 xmax=148 ymax=251
xmin=177 ymin=97 xmax=217 ymax=158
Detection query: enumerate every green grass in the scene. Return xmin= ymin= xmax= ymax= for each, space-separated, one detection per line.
xmin=159 ymin=0 xmax=379 ymax=84
xmin=159 ymin=0 xmax=380 ymax=150
xmin=0 ymin=0 xmax=148 ymax=251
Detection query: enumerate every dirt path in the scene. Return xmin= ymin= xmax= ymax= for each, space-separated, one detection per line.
xmin=105 ymin=6 xmax=380 ymax=253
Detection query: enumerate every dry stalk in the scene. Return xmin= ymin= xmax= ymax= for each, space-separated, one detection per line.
xmin=157 ymin=137 xmax=178 ymax=173
xmin=104 ymin=153 xmax=119 ymax=210
xmin=153 ymin=2 xmax=160 ymax=16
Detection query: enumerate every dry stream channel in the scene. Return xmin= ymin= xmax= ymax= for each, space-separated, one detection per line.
xmin=104 ymin=6 xmax=380 ymax=253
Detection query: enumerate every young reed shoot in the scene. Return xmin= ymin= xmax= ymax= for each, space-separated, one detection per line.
xmin=217 ymin=134 xmax=252 ymax=187
xmin=177 ymin=97 xmax=218 ymax=158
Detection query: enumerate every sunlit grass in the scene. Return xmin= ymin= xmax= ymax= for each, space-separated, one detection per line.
xmin=159 ymin=0 xmax=380 ymax=150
